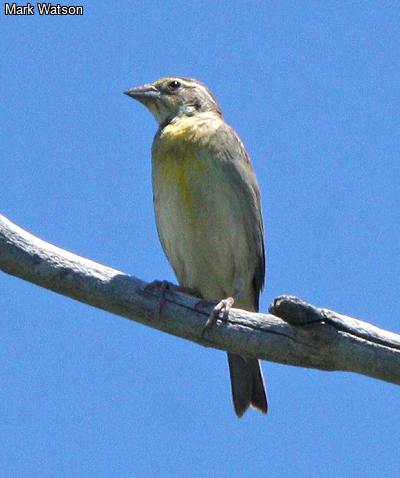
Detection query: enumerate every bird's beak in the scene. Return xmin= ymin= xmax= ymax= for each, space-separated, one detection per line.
xmin=124 ymin=84 xmax=160 ymax=103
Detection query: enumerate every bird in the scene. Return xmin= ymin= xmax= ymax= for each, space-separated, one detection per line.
xmin=125 ymin=77 xmax=267 ymax=417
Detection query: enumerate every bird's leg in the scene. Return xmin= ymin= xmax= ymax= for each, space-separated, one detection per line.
xmin=201 ymin=296 xmax=235 ymax=337
xmin=144 ymin=280 xmax=172 ymax=321
xmin=175 ymin=285 xmax=202 ymax=297
xmin=144 ymin=279 xmax=175 ymax=295
xmin=144 ymin=280 xmax=200 ymax=320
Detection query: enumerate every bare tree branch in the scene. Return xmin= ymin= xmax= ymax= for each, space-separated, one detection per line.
xmin=1 ymin=213 xmax=399 ymax=385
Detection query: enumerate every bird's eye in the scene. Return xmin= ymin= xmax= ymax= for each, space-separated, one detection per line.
xmin=168 ymin=80 xmax=181 ymax=90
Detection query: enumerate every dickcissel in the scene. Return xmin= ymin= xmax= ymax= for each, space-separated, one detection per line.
xmin=125 ymin=77 xmax=267 ymax=417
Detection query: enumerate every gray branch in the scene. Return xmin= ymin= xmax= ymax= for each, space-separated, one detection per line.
xmin=1 ymin=213 xmax=399 ymax=385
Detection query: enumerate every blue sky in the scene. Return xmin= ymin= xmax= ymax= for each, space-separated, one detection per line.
xmin=1 ymin=1 xmax=400 ymax=476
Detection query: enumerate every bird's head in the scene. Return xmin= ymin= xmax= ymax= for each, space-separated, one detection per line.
xmin=124 ymin=77 xmax=221 ymax=126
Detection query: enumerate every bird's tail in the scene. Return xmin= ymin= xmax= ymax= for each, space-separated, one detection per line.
xmin=227 ymin=353 xmax=268 ymax=417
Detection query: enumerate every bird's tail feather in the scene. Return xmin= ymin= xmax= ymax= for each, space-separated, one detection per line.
xmin=227 ymin=353 xmax=268 ymax=417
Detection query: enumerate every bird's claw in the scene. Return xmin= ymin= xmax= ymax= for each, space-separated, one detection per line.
xmin=144 ymin=280 xmax=172 ymax=320
xmin=145 ymin=281 xmax=201 ymax=321
xmin=144 ymin=279 xmax=174 ymax=295
xmin=201 ymin=297 xmax=234 ymax=337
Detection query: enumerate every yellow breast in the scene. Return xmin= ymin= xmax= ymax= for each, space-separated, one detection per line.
xmin=152 ymin=117 xmax=212 ymax=213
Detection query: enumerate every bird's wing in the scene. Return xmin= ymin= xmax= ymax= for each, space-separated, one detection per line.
xmin=215 ymin=122 xmax=266 ymax=308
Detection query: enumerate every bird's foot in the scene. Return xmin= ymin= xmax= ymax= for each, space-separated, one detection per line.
xmin=201 ymin=297 xmax=235 ymax=337
xmin=144 ymin=279 xmax=174 ymax=295
xmin=144 ymin=281 xmax=201 ymax=320
xmin=144 ymin=280 xmax=173 ymax=320
xmin=175 ymin=285 xmax=202 ymax=297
